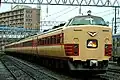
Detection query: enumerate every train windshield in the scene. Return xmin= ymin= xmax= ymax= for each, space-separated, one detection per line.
xmin=69 ymin=16 xmax=107 ymax=26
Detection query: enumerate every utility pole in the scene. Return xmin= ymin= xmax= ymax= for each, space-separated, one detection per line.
xmin=114 ymin=7 xmax=117 ymax=34
xmin=79 ymin=6 xmax=81 ymax=14
xmin=112 ymin=18 xmax=114 ymax=34
xmin=37 ymin=1 xmax=41 ymax=32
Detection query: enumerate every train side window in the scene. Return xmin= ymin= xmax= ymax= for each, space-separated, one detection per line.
xmin=40 ymin=39 xmax=43 ymax=45
xmin=20 ymin=43 xmax=23 ymax=47
xmin=40 ymin=39 xmax=42 ymax=45
xmin=119 ymin=38 xmax=120 ymax=47
xmin=44 ymin=38 xmax=46 ymax=45
xmin=113 ymin=39 xmax=115 ymax=46
xmin=54 ymin=35 xmax=57 ymax=44
xmin=117 ymin=38 xmax=120 ymax=47
xmin=45 ymin=37 xmax=47 ymax=45
xmin=47 ymin=37 xmax=49 ymax=44
xmin=57 ymin=34 xmax=61 ymax=44
xmin=48 ymin=37 xmax=50 ymax=44
xmin=38 ymin=39 xmax=40 ymax=45
xmin=50 ymin=36 xmax=52 ymax=44
xmin=52 ymin=36 xmax=55 ymax=44
xmin=117 ymin=38 xmax=118 ymax=47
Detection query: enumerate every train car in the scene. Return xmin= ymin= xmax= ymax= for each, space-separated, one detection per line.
xmin=112 ymin=34 xmax=120 ymax=65
xmin=4 ymin=11 xmax=112 ymax=74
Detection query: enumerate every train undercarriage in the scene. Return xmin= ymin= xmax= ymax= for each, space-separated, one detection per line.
xmin=5 ymin=52 xmax=108 ymax=74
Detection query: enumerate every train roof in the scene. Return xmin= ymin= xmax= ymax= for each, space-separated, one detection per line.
xmin=70 ymin=15 xmax=103 ymax=20
xmin=5 ymin=41 xmax=18 ymax=46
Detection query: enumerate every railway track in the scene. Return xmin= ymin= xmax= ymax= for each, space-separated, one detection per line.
xmin=0 ymin=55 xmax=107 ymax=80
xmin=99 ymin=62 xmax=120 ymax=80
xmin=0 ymin=60 xmax=15 ymax=80
xmin=6 ymin=56 xmax=104 ymax=80
xmin=0 ymin=55 xmax=58 ymax=80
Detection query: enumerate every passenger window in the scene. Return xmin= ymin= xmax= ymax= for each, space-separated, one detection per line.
xmin=50 ymin=36 xmax=52 ymax=44
xmin=117 ymin=38 xmax=120 ymax=47
xmin=113 ymin=39 xmax=115 ymax=46
xmin=57 ymin=34 xmax=60 ymax=44
xmin=41 ymin=39 xmax=44 ymax=45
xmin=52 ymin=36 xmax=56 ymax=44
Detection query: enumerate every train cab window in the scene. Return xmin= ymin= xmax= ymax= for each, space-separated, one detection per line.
xmin=65 ymin=19 xmax=73 ymax=26
xmin=68 ymin=16 xmax=106 ymax=26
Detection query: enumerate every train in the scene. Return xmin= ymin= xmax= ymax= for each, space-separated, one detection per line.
xmin=112 ymin=34 xmax=120 ymax=65
xmin=4 ymin=11 xmax=112 ymax=74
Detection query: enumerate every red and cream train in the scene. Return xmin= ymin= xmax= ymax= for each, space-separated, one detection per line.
xmin=4 ymin=12 xmax=112 ymax=73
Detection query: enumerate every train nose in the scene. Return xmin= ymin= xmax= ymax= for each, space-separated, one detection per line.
xmin=90 ymin=60 xmax=98 ymax=67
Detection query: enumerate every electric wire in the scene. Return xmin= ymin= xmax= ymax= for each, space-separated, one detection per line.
xmin=46 ymin=6 xmax=71 ymax=18
xmin=52 ymin=7 xmax=78 ymax=20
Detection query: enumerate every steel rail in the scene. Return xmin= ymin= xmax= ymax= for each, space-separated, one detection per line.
xmin=0 ymin=57 xmax=36 ymax=80
xmin=6 ymin=56 xmax=58 ymax=80
xmin=0 ymin=58 xmax=17 ymax=80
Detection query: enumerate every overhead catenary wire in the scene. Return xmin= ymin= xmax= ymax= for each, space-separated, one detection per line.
xmin=47 ymin=6 xmax=71 ymax=17
xmin=93 ymin=9 xmax=113 ymax=15
xmin=52 ymin=7 xmax=78 ymax=20
xmin=43 ymin=6 xmax=72 ymax=20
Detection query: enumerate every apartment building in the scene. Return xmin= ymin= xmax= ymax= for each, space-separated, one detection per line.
xmin=0 ymin=5 xmax=40 ymax=30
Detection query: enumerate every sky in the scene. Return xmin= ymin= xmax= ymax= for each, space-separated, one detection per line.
xmin=0 ymin=3 xmax=115 ymax=21
xmin=0 ymin=2 xmax=119 ymax=32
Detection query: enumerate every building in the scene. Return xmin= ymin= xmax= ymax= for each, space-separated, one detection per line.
xmin=0 ymin=5 xmax=40 ymax=30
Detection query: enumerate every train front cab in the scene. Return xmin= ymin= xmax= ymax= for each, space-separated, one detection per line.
xmin=63 ymin=25 xmax=112 ymax=72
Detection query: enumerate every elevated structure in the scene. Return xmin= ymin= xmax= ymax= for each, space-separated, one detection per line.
xmin=1 ymin=0 xmax=120 ymax=7
xmin=0 ymin=25 xmax=38 ymax=46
